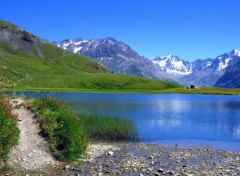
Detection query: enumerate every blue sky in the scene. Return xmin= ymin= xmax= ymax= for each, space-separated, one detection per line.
xmin=0 ymin=0 xmax=240 ymax=61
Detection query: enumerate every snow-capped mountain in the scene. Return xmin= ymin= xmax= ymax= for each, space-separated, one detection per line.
xmin=56 ymin=38 xmax=88 ymax=53
xmin=152 ymin=49 xmax=240 ymax=86
xmin=54 ymin=37 xmax=240 ymax=87
xmin=180 ymin=49 xmax=240 ymax=86
xmin=152 ymin=54 xmax=192 ymax=75
xmin=54 ymin=38 xmax=175 ymax=82
xmin=214 ymin=49 xmax=240 ymax=88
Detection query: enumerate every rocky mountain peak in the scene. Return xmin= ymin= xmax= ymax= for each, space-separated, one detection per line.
xmin=230 ymin=49 xmax=240 ymax=56
xmin=54 ymin=37 xmax=175 ymax=81
xmin=165 ymin=53 xmax=175 ymax=59
xmin=152 ymin=54 xmax=192 ymax=75
xmin=54 ymin=36 xmax=240 ymax=88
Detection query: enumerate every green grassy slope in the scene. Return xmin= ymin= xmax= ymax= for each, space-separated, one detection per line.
xmin=0 ymin=20 xmax=181 ymax=91
xmin=0 ymin=47 xmax=180 ymax=90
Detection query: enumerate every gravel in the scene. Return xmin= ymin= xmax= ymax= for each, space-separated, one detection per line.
xmin=68 ymin=142 xmax=240 ymax=176
xmin=7 ymin=100 xmax=59 ymax=172
xmin=4 ymin=138 xmax=240 ymax=175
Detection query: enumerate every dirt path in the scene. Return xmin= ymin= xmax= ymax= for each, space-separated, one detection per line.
xmin=7 ymin=99 xmax=58 ymax=171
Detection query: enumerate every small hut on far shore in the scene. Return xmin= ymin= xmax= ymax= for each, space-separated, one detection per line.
xmin=186 ymin=84 xmax=198 ymax=89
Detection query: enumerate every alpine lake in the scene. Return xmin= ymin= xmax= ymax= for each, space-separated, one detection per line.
xmin=7 ymin=91 xmax=240 ymax=152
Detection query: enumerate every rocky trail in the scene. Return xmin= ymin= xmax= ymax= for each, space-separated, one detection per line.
xmin=7 ymin=99 xmax=59 ymax=173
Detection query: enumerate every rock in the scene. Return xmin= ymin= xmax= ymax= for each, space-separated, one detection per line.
xmin=148 ymin=156 xmax=154 ymax=160
xmin=105 ymin=170 xmax=110 ymax=173
xmin=64 ymin=165 xmax=70 ymax=170
xmin=107 ymin=151 xmax=114 ymax=156
xmin=147 ymin=167 xmax=152 ymax=172
xmin=9 ymin=98 xmax=25 ymax=108
xmin=166 ymin=170 xmax=174 ymax=175
xmin=157 ymin=168 xmax=164 ymax=173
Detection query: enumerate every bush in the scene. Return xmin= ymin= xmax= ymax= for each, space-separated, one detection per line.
xmin=0 ymin=93 xmax=19 ymax=163
xmin=33 ymin=96 xmax=88 ymax=162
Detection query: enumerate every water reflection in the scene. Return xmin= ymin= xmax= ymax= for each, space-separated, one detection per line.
xmin=233 ymin=125 xmax=240 ymax=139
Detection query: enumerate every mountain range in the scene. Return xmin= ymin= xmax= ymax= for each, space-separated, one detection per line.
xmin=54 ymin=38 xmax=240 ymax=88
xmin=0 ymin=19 xmax=179 ymax=90
xmin=53 ymin=38 xmax=175 ymax=82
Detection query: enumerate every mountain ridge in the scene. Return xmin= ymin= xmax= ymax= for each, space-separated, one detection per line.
xmin=0 ymin=19 xmax=180 ymax=90
xmin=54 ymin=37 xmax=176 ymax=82
xmin=54 ymin=37 xmax=240 ymax=87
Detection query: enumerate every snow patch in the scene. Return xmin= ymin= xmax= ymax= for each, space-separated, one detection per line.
xmin=153 ymin=60 xmax=166 ymax=67
xmin=206 ymin=61 xmax=212 ymax=67
xmin=74 ymin=41 xmax=83 ymax=45
xmin=172 ymin=60 xmax=185 ymax=70
xmin=62 ymin=43 xmax=70 ymax=49
xmin=166 ymin=69 xmax=192 ymax=75
xmin=233 ymin=49 xmax=240 ymax=57
xmin=218 ymin=58 xmax=231 ymax=70
xmin=73 ymin=46 xmax=82 ymax=53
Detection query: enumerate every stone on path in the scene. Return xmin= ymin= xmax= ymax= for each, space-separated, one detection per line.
xmin=8 ymin=103 xmax=57 ymax=171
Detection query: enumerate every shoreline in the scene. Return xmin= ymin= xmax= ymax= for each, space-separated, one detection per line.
xmin=148 ymin=139 xmax=240 ymax=153
xmin=3 ymin=88 xmax=240 ymax=96
xmin=60 ymin=141 xmax=240 ymax=176
xmin=3 ymin=141 xmax=240 ymax=175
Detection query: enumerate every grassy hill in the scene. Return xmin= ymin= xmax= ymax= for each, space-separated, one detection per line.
xmin=0 ymin=20 xmax=181 ymax=91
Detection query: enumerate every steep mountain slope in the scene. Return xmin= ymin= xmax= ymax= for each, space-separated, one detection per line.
xmin=215 ymin=58 xmax=240 ymax=88
xmin=0 ymin=20 xmax=180 ymax=90
xmin=215 ymin=66 xmax=240 ymax=88
xmin=181 ymin=49 xmax=240 ymax=86
xmin=153 ymin=49 xmax=240 ymax=86
xmin=54 ymin=38 xmax=175 ymax=82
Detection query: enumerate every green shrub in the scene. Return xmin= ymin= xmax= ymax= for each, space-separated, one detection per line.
xmin=33 ymin=96 xmax=88 ymax=162
xmin=0 ymin=93 xmax=19 ymax=163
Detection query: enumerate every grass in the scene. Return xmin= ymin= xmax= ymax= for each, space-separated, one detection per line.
xmin=0 ymin=20 xmax=18 ymax=29
xmin=78 ymin=113 xmax=138 ymax=141
xmin=32 ymin=96 xmax=88 ymax=162
xmin=0 ymin=46 xmax=180 ymax=91
xmin=157 ymin=86 xmax=240 ymax=95
xmin=32 ymin=96 xmax=137 ymax=162
xmin=0 ymin=93 xmax=19 ymax=164
xmin=0 ymin=20 xmax=181 ymax=92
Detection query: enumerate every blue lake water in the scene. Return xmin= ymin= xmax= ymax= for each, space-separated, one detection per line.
xmin=7 ymin=91 xmax=240 ymax=151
